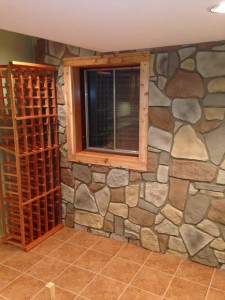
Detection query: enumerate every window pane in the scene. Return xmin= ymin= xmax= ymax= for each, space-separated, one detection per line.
xmin=115 ymin=68 xmax=140 ymax=152
xmin=86 ymin=70 xmax=114 ymax=149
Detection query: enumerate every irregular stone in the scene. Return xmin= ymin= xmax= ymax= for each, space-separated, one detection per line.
xmin=192 ymin=246 xmax=218 ymax=267
xmin=58 ymin=75 xmax=64 ymax=85
xmin=124 ymin=229 xmax=139 ymax=240
xmin=105 ymin=212 xmax=114 ymax=222
xmin=75 ymin=184 xmax=98 ymax=212
xmin=61 ymin=183 xmax=75 ymax=204
xmin=107 ymin=169 xmax=129 ymax=187
xmin=95 ymin=186 xmax=110 ymax=216
xmin=129 ymin=207 xmax=154 ymax=226
xmin=169 ymin=237 xmax=186 ymax=253
xmin=140 ymin=228 xmax=160 ymax=252
xmin=155 ymin=213 xmax=165 ymax=225
xmin=145 ymin=182 xmax=168 ymax=207
xmin=179 ymin=47 xmax=196 ymax=60
xmin=166 ymin=71 xmax=204 ymax=98
xmin=130 ymin=171 xmax=142 ymax=182
xmin=73 ymin=164 xmax=92 ymax=184
xmin=130 ymin=240 xmax=141 ymax=247
xmin=125 ymin=185 xmax=139 ymax=207
xmin=158 ymin=76 xmax=167 ymax=90
xmin=104 ymin=220 xmax=114 ymax=232
xmin=204 ymin=108 xmax=225 ymax=120
xmin=60 ymin=149 xmax=72 ymax=169
xmin=67 ymin=45 xmax=79 ymax=55
xmin=140 ymin=182 xmax=144 ymax=198
xmin=205 ymin=124 xmax=225 ymax=165
xmin=57 ymin=105 xmax=66 ymax=127
xmin=213 ymin=44 xmax=225 ymax=51
xmin=56 ymin=84 xmax=65 ymax=105
xmin=142 ymin=173 xmax=157 ymax=182
xmin=197 ymin=121 xmax=221 ymax=134
xmin=75 ymin=211 xmax=104 ymax=229
xmin=169 ymin=159 xmax=217 ymax=182
xmin=147 ymin=152 xmax=159 ymax=172
xmin=194 ymin=182 xmax=225 ymax=192
xmin=214 ymin=251 xmax=225 ymax=263
xmin=80 ymin=48 xmax=95 ymax=57
xmin=217 ymin=170 xmax=225 ymax=184
xmin=172 ymin=98 xmax=201 ymax=124
xmin=66 ymin=203 xmax=74 ymax=213
xmin=174 ymin=121 xmax=183 ymax=133
xmin=196 ymin=52 xmax=225 ymax=77
xmin=148 ymin=126 xmax=172 ymax=152
xmin=184 ymin=194 xmax=211 ymax=225
xmin=172 ymin=126 xmax=208 ymax=161
xmin=93 ymin=173 xmax=106 ymax=183
xmin=221 ymin=159 xmax=225 ymax=170
xmin=65 ymin=213 xmax=74 ymax=227
xmin=110 ymin=233 xmax=128 ymax=243
xmin=197 ymin=220 xmax=220 ymax=237
xmin=88 ymin=182 xmax=105 ymax=193
xmin=149 ymin=82 xmax=171 ymax=106
xmin=58 ymin=126 xmax=65 ymax=134
xmin=200 ymin=190 xmax=224 ymax=198
xmin=91 ymin=229 xmax=109 ymax=238
xmin=149 ymin=54 xmax=155 ymax=77
xmin=48 ymin=41 xmax=66 ymax=58
xmin=156 ymin=53 xmax=168 ymax=75
xmin=169 ymin=52 xmax=179 ymax=77
xmin=208 ymin=78 xmax=225 ymax=93
xmin=159 ymin=151 xmax=170 ymax=165
xmin=149 ymin=107 xmax=174 ymax=131
xmin=108 ymin=203 xmax=128 ymax=218
xmin=114 ymin=216 xmax=124 ymax=235
xmin=169 ymin=177 xmax=189 ymax=210
xmin=167 ymin=250 xmax=188 ymax=260
xmin=138 ymin=199 xmax=158 ymax=214
xmin=189 ymin=183 xmax=198 ymax=195
xmin=74 ymin=224 xmax=88 ymax=231
xmin=90 ymin=165 xmax=109 ymax=174
xmin=180 ymin=224 xmax=214 ymax=256
xmin=111 ymin=187 xmax=125 ymax=203
xmin=181 ymin=59 xmax=195 ymax=71
xmin=155 ymin=219 xmax=179 ymax=236
xmin=211 ymin=238 xmax=225 ymax=251
xmin=203 ymin=94 xmax=225 ymax=107
xmin=158 ymin=235 xmax=169 ymax=253
xmin=44 ymin=55 xmax=60 ymax=66
xmin=157 ymin=165 xmax=169 ymax=183
xmin=61 ymin=202 xmax=66 ymax=218
xmin=148 ymin=146 xmax=161 ymax=153
xmin=124 ymin=220 xmax=140 ymax=233
xmin=161 ymin=204 xmax=183 ymax=225
xmin=208 ymin=199 xmax=225 ymax=225
xmin=61 ymin=168 xmax=75 ymax=187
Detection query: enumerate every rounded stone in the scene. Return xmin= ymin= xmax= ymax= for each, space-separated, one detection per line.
xmin=172 ymin=98 xmax=201 ymax=124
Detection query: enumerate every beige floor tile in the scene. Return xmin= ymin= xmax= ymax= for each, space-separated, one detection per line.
xmin=0 ymin=274 xmax=44 ymax=300
xmin=116 ymin=243 xmax=151 ymax=265
xmin=91 ymin=237 xmax=124 ymax=256
xmin=211 ymin=269 xmax=225 ymax=292
xmin=3 ymin=251 xmax=44 ymax=272
xmin=26 ymin=257 xmax=69 ymax=282
xmin=52 ymin=227 xmax=79 ymax=242
xmin=145 ymin=252 xmax=181 ymax=275
xmin=165 ymin=277 xmax=208 ymax=300
xmin=74 ymin=249 xmax=112 ymax=272
xmin=101 ymin=257 xmax=141 ymax=283
xmin=0 ymin=244 xmax=21 ymax=263
xmin=81 ymin=274 xmax=126 ymax=300
xmin=120 ymin=286 xmax=162 ymax=300
xmin=50 ymin=243 xmax=87 ymax=264
xmin=33 ymin=286 xmax=77 ymax=300
xmin=68 ymin=231 xmax=100 ymax=248
xmin=0 ymin=265 xmax=21 ymax=290
xmin=176 ymin=260 xmax=214 ymax=286
xmin=54 ymin=266 xmax=95 ymax=294
xmin=32 ymin=237 xmax=64 ymax=255
xmin=206 ymin=288 xmax=225 ymax=300
xmin=131 ymin=266 xmax=172 ymax=296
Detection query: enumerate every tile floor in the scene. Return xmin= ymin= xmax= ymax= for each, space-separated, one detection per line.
xmin=0 ymin=227 xmax=225 ymax=300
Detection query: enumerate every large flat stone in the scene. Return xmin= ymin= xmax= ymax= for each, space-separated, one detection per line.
xmin=48 ymin=41 xmax=66 ymax=58
xmin=147 ymin=152 xmax=159 ymax=172
xmin=203 ymin=94 xmax=225 ymax=107
xmin=169 ymin=52 xmax=180 ymax=77
xmin=204 ymin=108 xmax=225 ymax=120
xmin=75 ymin=184 xmax=98 ymax=212
xmin=95 ymin=186 xmax=110 ymax=216
xmin=179 ymin=47 xmax=196 ymax=60
xmin=196 ymin=52 xmax=225 ymax=77
xmin=169 ymin=159 xmax=217 ymax=182
xmin=107 ymin=169 xmax=129 ymax=187
xmin=155 ymin=219 xmax=179 ymax=236
xmin=192 ymin=246 xmax=219 ymax=267
xmin=149 ymin=107 xmax=174 ymax=131
xmin=214 ymin=251 xmax=225 ymax=264
xmin=211 ymin=238 xmax=225 ymax=251
xmin=148 ymin=126 xmax=172 ymax=152
xmin=157 ymin=165 xmax=169 ymax=183
xmin=172 ymin=98 xmax=201 ymax=124
xmin=145 ymin=182 xmax=168 ymax=207
xmin=129 ymin=207 xmax=155 ymax=226
xmin=140 ymin=228 xmax=160 ymax=252
xmin=61 ymin=183 xmax=75 ymax=204
xmin=111 ymin=187 xmax=125 ymax=203
xmin=156 ymin=53 xmax=168 ymax=75
xmin=73 ymin=164 xmax=92 ymax=183
xmin=172 ymin=125 xmax=208 ymax=161
xmin=149 ymin=82 xmax=171 ymax=106
xmin=194 ymin=182 xmax=225 ymax=192
xmin=184 ymin=194 xmax=211 ymax=224
xmin=125 ymin=185 xmax=139 ymax=207
xmin=208 ymin=199 xmax=225 ymax=225
xmin=169 ymin=177 xmax=189 ymax=210
xmin=166 ymin=71 xmax=204 ymax=98
xmin=208 ymin=78 xmax=225 ymax=93
xmin=181 ymin=59 xmax=195 ymax=71
xmin=61 ymin=168 xmax=75 ymax=187
xmin=197 ymin=220 xmax=220 ymax=237
xmin=138 ymin=199 xmax=159 ymax=214
xmin=161 ymin=204 xmax=183 ymax=225
xmin=75 ymin=211 xmax=104 ymax=229
xmin=180 ymin=224 xmax=214 ymax=256
xmin=108 ymin=203 xmax=128 ymax=218
xmin=197 ymin=121 xmax=221 ymax=134
xmin=217 ymin=170 xmax=225 ymax=184
xmin=205 ymin=124 xmax=225 ymax=165
xmin=124 ymin=220 xmax=140 ymax=233
xmin=169 ymin=237 xmax=186 ymax=253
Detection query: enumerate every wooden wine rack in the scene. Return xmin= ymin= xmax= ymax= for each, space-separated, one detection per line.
xmin=0 ymin=62 xmax=62 ymax=251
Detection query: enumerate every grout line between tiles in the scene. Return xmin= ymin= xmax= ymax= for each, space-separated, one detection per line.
xmin=205 ymin=268 xmax=216 ymax=300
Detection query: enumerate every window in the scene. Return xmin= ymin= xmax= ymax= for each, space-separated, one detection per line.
xmin=63 ymin=52 xmax=149 ymax=170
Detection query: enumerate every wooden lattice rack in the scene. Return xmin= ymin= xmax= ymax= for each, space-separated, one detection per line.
xmin=0 ymin=62 xmax=62 ymax=251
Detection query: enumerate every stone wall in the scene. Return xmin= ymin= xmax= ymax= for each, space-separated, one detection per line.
xmin=35 ymin=39 xmax=225 ymax=269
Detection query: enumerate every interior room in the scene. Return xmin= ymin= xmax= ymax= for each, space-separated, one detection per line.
xmin=0 ymin=1 xmax=225 ymax=299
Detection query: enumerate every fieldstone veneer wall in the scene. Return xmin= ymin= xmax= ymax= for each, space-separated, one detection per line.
xmin=35 ymin=40 xmax=225 ymax=269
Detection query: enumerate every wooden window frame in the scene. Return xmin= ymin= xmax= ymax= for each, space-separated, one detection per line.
xmin=63 ymin=52 xmax=150 ymax=171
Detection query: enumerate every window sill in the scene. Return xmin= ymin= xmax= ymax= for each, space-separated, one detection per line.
xmin=68 ymin=150 xmax=147 ymax=171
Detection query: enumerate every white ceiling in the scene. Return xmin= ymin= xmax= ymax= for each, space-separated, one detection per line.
xmin=0 ymin=0 xmax=225 ymax=52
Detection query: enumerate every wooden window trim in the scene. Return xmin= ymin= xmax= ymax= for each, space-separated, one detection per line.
xmin=63 ymin=52 xmax=150 ymax=171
